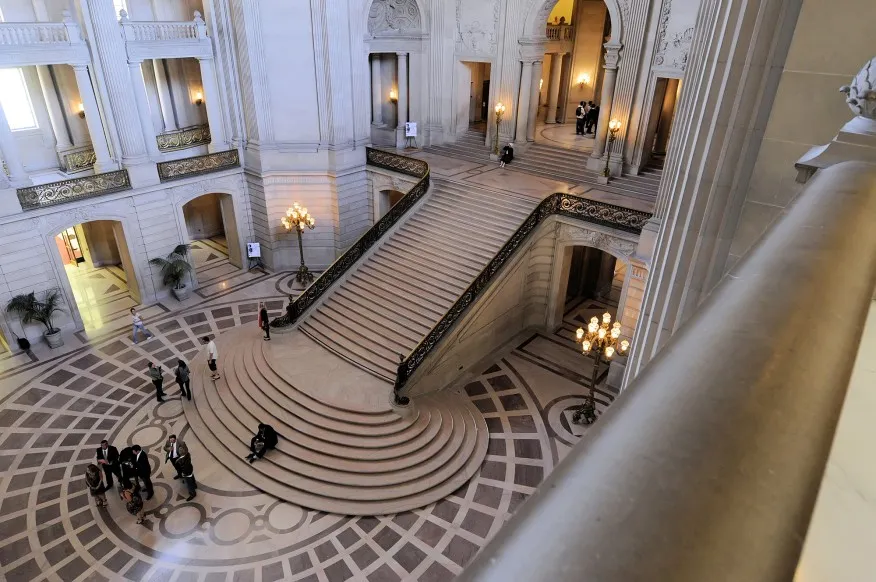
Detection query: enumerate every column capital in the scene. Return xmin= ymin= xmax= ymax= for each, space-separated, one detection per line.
xmin=127 ymin=59 xmax=144 ymax=66
xmin=197 ymin=55 xmax=214 ymax=62
xmin=603 ymin=43 xmax=622 ymax=69
xmin=396 ymin=51 xmax=408 ymax=58
xmin=71 ymin=64 xmax=88 ymax=72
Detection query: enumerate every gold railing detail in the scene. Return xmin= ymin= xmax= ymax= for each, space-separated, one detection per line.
xmin=61 ymin=148 xmax=96 ymax=173
xmin=17 ymin=170 xmax=131 ymax=210
xmin=156 ymin=149 xmax=240 ymax=182
xmin=157 ymin=124 xmax=211 ymax=152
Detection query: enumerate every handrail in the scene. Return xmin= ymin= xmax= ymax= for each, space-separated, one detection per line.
xmin=271 ymin=148 xmax=429 ymax=328
xmin=454 ymin=162 xmax=876 ymax=582
xmin=394 ymin=193 xmax=652 ymax=394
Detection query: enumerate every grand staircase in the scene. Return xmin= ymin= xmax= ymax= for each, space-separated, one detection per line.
xmin=299 ymin=179 xmax=537 ymax=381
xmin=426 ymin=130 xmax=662 ymax=203
xmin=184 ymin=327 xmax=488 ymax=515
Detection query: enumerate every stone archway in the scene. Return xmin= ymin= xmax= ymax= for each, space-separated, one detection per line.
xmin=180 ymin=193 xmax=244 ymax=286
xmin=522 ymin=0 xmax=623 ymax=44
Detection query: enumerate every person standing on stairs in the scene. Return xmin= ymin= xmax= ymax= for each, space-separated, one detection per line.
xmin=499 ymin=143 xmax=514 ymax=168
xmin=202 ymin=336 xmax=220 ymax=380
xmin=147 ymin=362 xmax=166 ymax=403
xmin=175 ymin=360 xmax=191 ymax=401
xmin=258 ymin=302 xmax=271 ymax=341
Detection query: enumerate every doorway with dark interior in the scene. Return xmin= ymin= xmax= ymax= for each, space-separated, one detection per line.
xmin=182 ymin=193 xmax=243 ymax=287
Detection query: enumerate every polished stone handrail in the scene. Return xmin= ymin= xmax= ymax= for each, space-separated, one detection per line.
xmin=454 ymin=162 xmax=876 ymax=582
xmin=272 ymin=148 xmax=429 ymax=328
xmin=394 ymin=193 xmax=651 ymax=394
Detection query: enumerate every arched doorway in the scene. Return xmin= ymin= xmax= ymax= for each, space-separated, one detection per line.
xmin=54 ymin=220 xmax=141 ymax=332
xmin=182 ymin=193 xmax=242 ymax=285
xmin=554 ymin=244 xmax=625 ymax=332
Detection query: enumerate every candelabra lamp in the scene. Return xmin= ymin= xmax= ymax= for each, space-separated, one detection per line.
xmin=573 ymin=312 xmax=630 ymax=425
xmin=602 ymin=118 xmax=622 ymax=180
xmin=493 ymin=102 xmax=506 ymax=155
xmin=281 ymin=202 xmax=316 ymax=285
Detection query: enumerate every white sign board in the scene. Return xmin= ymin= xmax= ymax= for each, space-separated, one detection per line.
xmin=246 ymin=242 xmax=261 ymax=258
xmin=405 ymin=122 xmax=417 ymax=137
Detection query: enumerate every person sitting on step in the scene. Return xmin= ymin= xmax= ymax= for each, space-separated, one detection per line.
xmin=244 ymin=423 xmax=278 ymax=464
xmin=499 ymin=142 xmax=514 ymax=168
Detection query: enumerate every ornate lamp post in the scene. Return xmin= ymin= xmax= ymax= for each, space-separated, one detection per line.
xmin=493 ymin=102 xmax=506 ymax=155
xmin=572 ymin=312 xmax=630 ymax=425
xmin=602 ymin=118 xmax=622 ymax=179
xmin=281 ymin=202 xmax=316 ymax=285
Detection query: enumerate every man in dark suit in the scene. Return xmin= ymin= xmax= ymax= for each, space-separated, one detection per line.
xmin=96 ymin=440 xmax=121 ymax=491
xmin=131 ymin=445 xmax=154 ymax=500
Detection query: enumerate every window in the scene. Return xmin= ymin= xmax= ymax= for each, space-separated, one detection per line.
xmin=113 ymin=0 xmax=127 ymax=18
xmin=0 ymin=69 xmax=37 ymax=131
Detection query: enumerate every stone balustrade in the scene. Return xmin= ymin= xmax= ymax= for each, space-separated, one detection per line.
xmin=0 ymin=23 xmax=70 ymax=44
xmin=545 ymin=23 xmax=573 ymax=41
xmin=120 ymin=11 xmax=207 ymax=42
xmin=0 ymin=11 xmax=88 ymax=66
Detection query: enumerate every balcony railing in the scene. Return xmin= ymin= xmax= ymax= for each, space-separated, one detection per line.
xmin=157 ymin=149 xmax=240 ymax=182
xmin=60 ymin=147 xmax=96 ymax=173
xmin=454 ymin=162 xmax=876 ymax=581
xmin=120 ymin=11 xmax=207 ymax=42
xmin=157 ymin=124 xmax=211 ymax=152
xmin=0 ymin=23 xmax=69 ymax=44
xmin=546 ymin=23 xmax=573 ymax=41
xmin=17 ymin=170 xmax=131 ymax=210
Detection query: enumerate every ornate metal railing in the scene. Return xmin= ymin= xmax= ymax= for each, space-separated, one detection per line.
xmin=272 ymin=147 xmax=430 ymax=328
xmin=17 ymin=170 xmax=131 ymax=210
xmin=157 ymin=124 xmax=211 ymax=152
xmin=394 ymin=193 xmax=651 ymax=393
xmin=157 ymin=149 xmax=240 ymax=182
xmin=61 ymin=147 xmax=96 ymax=173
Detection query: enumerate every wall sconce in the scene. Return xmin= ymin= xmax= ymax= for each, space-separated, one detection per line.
xmin=539 ymin=78 xmax=544 ymax=91
xmin=77 ymin=102 xmax=85 ymax=118
xmin=576 ymin=73 xmax=591 ymax=89
xmin=389 ymin=88 xmax=398 ymax=103
xmin=194 ymin=91 xmax=203 ymax=106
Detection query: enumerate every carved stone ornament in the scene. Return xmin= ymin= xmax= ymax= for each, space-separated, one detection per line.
xmin=559 ymin=223 xmax=637 ymax=258
xmin=368 ymin=0 xmax=422 ymax=35
xmin=840 ymin=57 xmax=876 ymax=119
xmin=455 ymin=0 xmax=499 ymax=55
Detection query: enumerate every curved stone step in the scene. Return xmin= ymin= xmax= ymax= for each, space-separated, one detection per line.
xmin=183 ymin=329 xmax=489 ymax=514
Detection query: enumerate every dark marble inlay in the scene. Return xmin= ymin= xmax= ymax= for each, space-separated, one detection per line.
xmin=487 ymin=375 xmax=515 ymax=391
xmin=21 ymin=411 xmax=53 ymax=428
xmin=514 ymin=464 xmax=544 ymax=488
xmin=373 ymin=526 xmax=401 ymax=551
xmin=7 ymin=472 xmax=36 ymax=492
xmin=92 ymin=362 xmax=118 ymax=378
xmin=19 ymin=452 xmax=48 ymax=469
xmin=44 ymin=538 xmax=75 ymax=565
xmin=460 ymin=508 xmax=493 ymax=538
xmin=392 ymin=512 xmax=417 ymax=529
xmin=484 ymin=417 xmax=504 ymax=434
xmin=0 ymin=408 xmax=24 ymax=427
xmin=232 ymin=568 xmax=255 ymax=582
xmin=87 ymin=537 xmax=115 ymax=560
xmin=508 ymin=415 xmax=537 ymax=433
xmin=513 ymin=439 xmax=543 ymax=459
xmin=71 ymin=353 xmax=101 ymax=370
xmin=499 ymin=393 xmax=527 ymax=411
xmin=37 ymin=521 xmax=66 ymax=546
xmin=474 ymin=398 xmax=497 ymax=414
xmin=323 ymin=559 xmax=353 ymax=581
xmin=351 ymin=543 xmax=379 ymax=568
xmin=261 ymin=562 xmax=285 ymax=582
xmin=414 ymin=520 xmax=446 ymax=548
xmin=14 ymin=387 xmax=49 ymax=405
xmin=36 ymin=504 xmax=61 ymax=524
xmin=367 ymin=564 xmax=401 ymax=582
xmin=420 ymin=561 xmax=454 ymax=582
xmin=0 ymin=536 xmax=31 ymax=566
xmin=479 ymin=460 xmax=506 ymax=481
xmin=288 ymin=551 xmax=313 ymax=573
xmin=148 ymin=567 xmax=174 ymax=582
xmin=463 ymin=381 xmax=486 ymax=396
xmin=432 ymin=500 xmax=459 ymax=523
xmin=104 ymin=549 xmax=133 ymax=572
xmin=5 ymin=557 xmax=41 ymax=582
xmin=394 ymin=541 xmax=426 ymax=573
xmin=184 ymin=313 xmax=208 ymax=325
xmin=100 ymin=340 xmax=128 ymax=355
xmin=473 ymin=484 xmax=503 ymax=509
xmin=73 ymin=417 xmax=99 ymax=430
xmin=486 ymin=438 xmax=506 ymax=456
xmin=336 ymin=528 xmax=360 ymax=549
xmin=212 ymin=307 xmax=233 ymax=318
xmin=313 ymin=540 xmax=337 ymax=562
xmin=43 ymin=370 xmax=75 ymax=387
xmin=50 ymin=413 xmax=77 ymax=429
xmin=443 ymin=535 xmax=480 ymax=567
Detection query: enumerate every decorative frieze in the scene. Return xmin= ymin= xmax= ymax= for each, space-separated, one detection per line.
xmin=16 ymin=170 xmax=132 ymax=210
xmin=368 ymin=0 xmax=422 ymax=35
xmin=156 ymin=149 xmax=240 ymax=182
xmin=156 ymin=124 xmax=212 ymax=152
xmin=61 ymin=148 xmax=97 ymax=173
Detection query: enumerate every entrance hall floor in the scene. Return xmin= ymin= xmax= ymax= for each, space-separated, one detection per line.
xmin=0 ymin=270 xmax=608 ymax=582
xmin=65 ymin=263 xmax=137 ymax=334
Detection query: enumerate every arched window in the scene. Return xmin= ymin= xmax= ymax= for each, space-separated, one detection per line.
xmin=0 ymin=69 xmax=37 ymax=131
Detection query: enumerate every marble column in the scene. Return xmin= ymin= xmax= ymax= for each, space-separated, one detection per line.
xmin=526 ymin=61 xmax=543 ymax=142
xmin=72 ymin=65 xmax=113 ymax=172
xmin=545 ymin=53 xmax=565 ymax=124
xmin=515 ymin=61 xmax=533 ymax=142
xmin=396 ymin=52 xmax=408 ymax=146
xmin=370 ymin=54 xmax=383 ymax=126
xmin=198 ymin=56 xmax=228 ymax=152
xmin=152 ymin=59 xmax=178 ymax=132
xmin=36 ymin=66 xmax=72 ymax=151
xmin=623 ymin=0 xmax=805 ymax=385
xmin=654 ymin=78 xmax=680 ymax=154
xmin=84 ymin=0 xmax=149 ymax=165
xmin=128 ymin=60 xmax=160 ymax=158
xmin=590 ymin=47 xmax=620 ymax=161
xmin=0 ymin=102 xmax=29 ymax=186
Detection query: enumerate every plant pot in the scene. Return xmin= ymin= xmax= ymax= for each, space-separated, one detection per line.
xmin=389 ymin=392 xmax=415 ymax=419
xmin=172 ymin=284 xmax=191 ymax=301
xmin=44 ymin=329 xmax=64 ymax=349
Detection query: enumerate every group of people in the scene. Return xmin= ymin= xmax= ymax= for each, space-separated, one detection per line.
xmin=87 ymin=436 xmax=197 ymax=524
xmin=142 ymin=336 xmax=219 ymax=403
xmin=575 ymin=101 xmax=600 ymax=136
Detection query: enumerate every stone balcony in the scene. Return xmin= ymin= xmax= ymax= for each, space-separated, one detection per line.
xmin=0 ymin=11 xmax=89 ymax=67
xmin=119 ymin=10 xmax=212 ymax=61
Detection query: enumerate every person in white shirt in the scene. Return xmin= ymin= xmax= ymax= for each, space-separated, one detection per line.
xmin=130 ymin=307 xmax=154 ymax=344
xmin=202 ymin=336 xmax=220 ymax=380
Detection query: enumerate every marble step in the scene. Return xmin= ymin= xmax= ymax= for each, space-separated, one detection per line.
xmin=390 ymin=230 xmax=495 ymax=267
xmin=183 ymin=334 xmax=489 ymax=514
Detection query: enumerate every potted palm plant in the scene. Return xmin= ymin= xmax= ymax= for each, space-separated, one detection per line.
xmin=150 ymin=244 xmax=194 ymax=301
xmin=5 ymin=288 xmax=66 ymax=348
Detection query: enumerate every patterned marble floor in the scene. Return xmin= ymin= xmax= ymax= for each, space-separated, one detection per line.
xmin=65 ymin=263 xmax=136 ymax=334
xmin=0 ymin=272 xmax=608 ymax=582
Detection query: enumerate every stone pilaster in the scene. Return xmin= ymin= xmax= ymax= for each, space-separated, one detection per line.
xmin=198 ymin=56 xmax=228 ymax=152
xmin=526 ymin=60 xmax=543 ymax=142
xmin=72 ymin=65 xmax=113 ymax=172
xmin=624 ymin=0 xmax=805 ymax=383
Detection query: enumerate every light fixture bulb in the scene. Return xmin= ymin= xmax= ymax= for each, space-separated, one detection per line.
xmin=598 ymin=328 xmax=606 ymax=339
xmin=582 ymin=340 xmax=591 ymax=353
xmin=620 ymin=340 xmax=630 ymax=352
xmin=576 ymin=328 xmax=584 ymax=340
xmin=602 ymin=313 xmax=611 ymax=324
xmin=588 ymin=322 xmax=598 ymax=334
xmin=605 ymin=346 xmax=615 ymax=358
xmin=611 ymin=327 xmax=620 ymax=339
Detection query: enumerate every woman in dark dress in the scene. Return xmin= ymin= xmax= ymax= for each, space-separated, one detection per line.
xmin=175 ymin=360 xmax=191 ymax=401
xmin=499 ymin=143 xmax=514 ymax=168
xmin=121 ymin=482 xmax=145 ymax=523
xmin=85 ymin=464 xmax=107 ymax=507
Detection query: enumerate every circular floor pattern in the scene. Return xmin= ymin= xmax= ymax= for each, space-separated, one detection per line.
xmin=0 ymin=287 xmax=576 ymax=582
